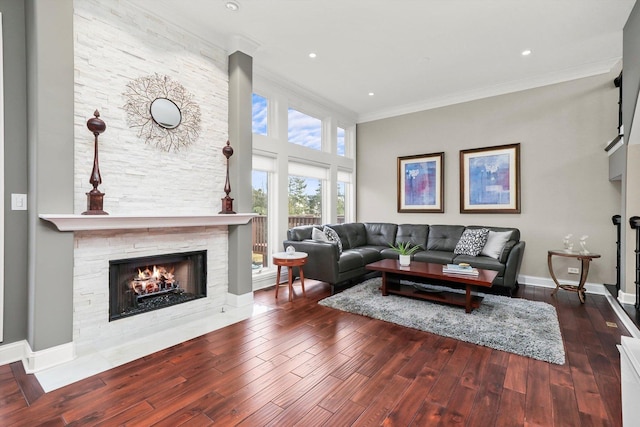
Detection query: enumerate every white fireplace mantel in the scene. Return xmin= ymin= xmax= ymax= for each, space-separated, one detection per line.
xmin=39 ymin=213 xmax=257 ymax=232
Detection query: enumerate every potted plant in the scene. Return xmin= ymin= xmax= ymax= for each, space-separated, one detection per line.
xmin=389 ymin=241 xmax=421 ymax=266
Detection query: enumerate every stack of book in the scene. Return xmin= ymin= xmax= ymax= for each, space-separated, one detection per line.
xmin=442 ymin=263 xmax=479 ymax=275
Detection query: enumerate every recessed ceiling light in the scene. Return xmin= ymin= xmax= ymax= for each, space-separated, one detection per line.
xmin=368 ymin=92 xmax=375 ymax=96
xmin=225 ymin=1 xmax=240 ymax=11
xmin=521 ymin=49 xmax=532 ymax=56
xmin=308 ymin=52 xmax=317 ymax=59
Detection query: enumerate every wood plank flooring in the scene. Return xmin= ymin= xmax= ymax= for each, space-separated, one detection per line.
xmin=0 ymin=280 xmax=628 ymax=426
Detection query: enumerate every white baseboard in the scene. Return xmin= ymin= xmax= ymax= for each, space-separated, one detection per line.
xmin=226 ymin=291 xmax=254 ymax=308
xmin=24 ymin=341 xmax=75 ymax=374
xmin=0 ymin=340 xmax=28 ymax=366
xmin=0 ymin=339 xmax=75 ymax=373
xmin=619 ymin=290 xmax=636 ymax=305
xmin=518 ymin=274 xmax=607 ymax=295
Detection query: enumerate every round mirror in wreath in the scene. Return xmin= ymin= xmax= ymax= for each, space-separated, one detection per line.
xmin=150 ymin=97 xmax=182 ymax=129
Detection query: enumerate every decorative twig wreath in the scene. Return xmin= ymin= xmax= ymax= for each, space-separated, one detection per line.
xmin=123 ymin=74 xmax=201 ymax=152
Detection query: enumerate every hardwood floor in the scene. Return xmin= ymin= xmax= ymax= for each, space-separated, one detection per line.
xmin=0 ymin=280 xmax=627 ymax=426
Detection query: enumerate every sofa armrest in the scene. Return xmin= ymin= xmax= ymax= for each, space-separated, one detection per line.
xmin=502 ymin=241 xmax=525 ymax=288
xmin=282 ymin=239 xmax=341 ymax=284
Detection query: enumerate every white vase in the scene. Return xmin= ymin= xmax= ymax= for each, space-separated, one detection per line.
xmin=399 ymin=254 xmax=411 ymax=266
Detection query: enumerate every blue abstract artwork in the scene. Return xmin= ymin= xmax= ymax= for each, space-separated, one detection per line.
xmin=404 ymin=160 xmax=437 ymax=206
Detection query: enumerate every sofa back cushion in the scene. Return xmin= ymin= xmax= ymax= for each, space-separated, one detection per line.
xmin=467 ymin=225 xmax=519 ymax=242
xmin=364 ymin=223 xmax=398 ymax=247
xmin=396 ymin=224 xmax=429 ymax=249
xmin=324 ymin=223 xmax=367 ymax=250
xmin=427 ymin=225 xmax=465 ymax=251
xmin=287 ymin=225 xmax=319 ymax=241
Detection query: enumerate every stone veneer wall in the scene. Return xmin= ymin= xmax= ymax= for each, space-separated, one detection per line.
xmin=73 ymin=0 xmax=228 ymax=213
xmin=71 ymin=0 xmax=231 ymax=354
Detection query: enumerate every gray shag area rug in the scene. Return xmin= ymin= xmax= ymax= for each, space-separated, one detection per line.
xmin=319 ymin=278 xmax=565 ymax=365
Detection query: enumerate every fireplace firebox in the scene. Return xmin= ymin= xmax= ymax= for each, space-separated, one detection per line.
xmin=109 ymin=250 xmax=207 ymax=321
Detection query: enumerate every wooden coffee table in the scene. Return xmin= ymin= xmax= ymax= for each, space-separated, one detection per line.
xmin=366 ymin=259 xmax=498 ymax=313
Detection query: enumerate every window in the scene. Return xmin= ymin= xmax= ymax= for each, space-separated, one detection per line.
xmin=252 ymin=93 xmax=267 ymax=135
xmin=337 ymin=170 xmax=352 ymax=224
xmin=288 ymin=108 xmax=321 ymax=150
xmin=337 ymin=181 xmax=345 ymax=223
xmin=288 ymin=175 xmax=322 ymax=226
xmin=252 ymin=156 xmax=275 ymax=273
xmin=251 ymin=79 xmax=355 ymax=288
xmin=337 ymin=127 xmax=346 ymax=156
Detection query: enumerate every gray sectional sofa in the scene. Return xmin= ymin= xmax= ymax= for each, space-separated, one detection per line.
xmin=283 ymin=222 xmax=525 ymax=295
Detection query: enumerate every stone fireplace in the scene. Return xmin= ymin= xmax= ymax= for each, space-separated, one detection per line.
xmin=109 ymin=250 xmax=207 ymax=321
xmin=70 ymin=225 xmax=230 ymax=356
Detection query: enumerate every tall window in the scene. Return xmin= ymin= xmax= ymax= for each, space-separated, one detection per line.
xmin=337 ymin=170 xmax=352 ymax=224
xmin=251 ymin=87 xmax=355 ymax=287
xmin=252 ymin=93 xmax=267 ymax=135
xmin=337 ymin=181 xmax=345 ymax=223
xmin=251 ymin=156 xmax=275 ymax=273
xmin=337 ymin=127 xmax=346 ymax=156
xmin=288 ymin=162 xmax=327 ymax=227
xmin=288 ymin=108 xmax=322 ymax=150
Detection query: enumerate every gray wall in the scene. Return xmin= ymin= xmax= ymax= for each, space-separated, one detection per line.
xmin=1 ymin=0 xmax=29 ymax=344
xmin=25 ymin=0 xmax=74 ymax=351
xmin=357 ymin=71 xmax=621 ymax=284
xmin=623 ymin=1 xmax=640 ymax=139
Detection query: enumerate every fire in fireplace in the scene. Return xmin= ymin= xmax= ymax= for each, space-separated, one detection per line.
xmin=109 ymin=251 xmax=207 ymax=321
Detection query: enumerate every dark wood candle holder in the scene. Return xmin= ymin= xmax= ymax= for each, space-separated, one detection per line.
xmin=219 ymin=140 xmax=236 ymax=214
xmin=82 ymin=110 xmax=108 ymax=215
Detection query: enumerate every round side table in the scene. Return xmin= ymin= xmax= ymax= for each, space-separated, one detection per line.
xmin=272 ymin=251 xmax=308 ymax=302
xmin=548 ymin=250 xmax=601 ymax=303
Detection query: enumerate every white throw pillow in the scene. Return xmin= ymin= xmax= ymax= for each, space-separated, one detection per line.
xmin=481 ymin=230 xmax=512 ymax=259
xmin=312 ymin=227 xmax=329 ymax=242
xmin=323 ymin=226 xmax=343 ymax=254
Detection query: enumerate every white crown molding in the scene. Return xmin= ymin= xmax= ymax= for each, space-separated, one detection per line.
xmin=358 ymin=57 xmax=622 ymax=123
xmin=228 ymin=35 xmax=260 ymax=57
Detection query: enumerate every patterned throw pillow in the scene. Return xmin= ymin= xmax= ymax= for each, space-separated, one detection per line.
xmin=454 ymin=228 xmax=489 ymax=256
xmin=323 ymin=226 xmax=343 ymax=255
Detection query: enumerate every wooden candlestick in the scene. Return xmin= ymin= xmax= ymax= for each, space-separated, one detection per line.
xmin=219 ymin=140 xmax=235 ymax=214
xmin=82 ymin=110 xmax=108 ymax=215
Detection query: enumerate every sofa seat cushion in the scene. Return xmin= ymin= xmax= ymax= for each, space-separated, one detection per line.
xmin=348 ymin=246 xmax=384 ymax=264
xmin=453 ymin=254 xmax=505 ymax=274
xmin=338 ymin=250 xmax=366 ymax=272
xmin=413 ymin=250 xmax=457 ymax=264
xmin=379 ymin=247 xmax=404 ymax=259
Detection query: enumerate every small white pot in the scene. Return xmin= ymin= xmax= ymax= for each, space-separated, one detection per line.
xmin=399 ymin=254 xmax=411 ymax=266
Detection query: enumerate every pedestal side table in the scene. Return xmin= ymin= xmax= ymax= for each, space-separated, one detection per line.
xmin=272 ymin=251 xmax=308 ymax=302
xmin=548 ymin=250 xmax=601 ymax=303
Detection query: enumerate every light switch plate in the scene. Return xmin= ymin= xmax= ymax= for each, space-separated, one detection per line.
xmin=11 ymin=193 xmax=27 ymax=210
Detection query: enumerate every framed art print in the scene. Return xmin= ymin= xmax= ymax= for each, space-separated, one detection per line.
xmin=397 ymin=152 xmax=444 ymax=213
xmin=460 ymin=143 xmax=520 ymax=213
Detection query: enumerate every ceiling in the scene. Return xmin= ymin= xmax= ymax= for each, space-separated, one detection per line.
xmin=140 ymin=0 xmax=636 ymax=123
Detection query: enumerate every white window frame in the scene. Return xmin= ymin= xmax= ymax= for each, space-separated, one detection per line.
xmin=251 ymin=74 xmax=356 ymax=289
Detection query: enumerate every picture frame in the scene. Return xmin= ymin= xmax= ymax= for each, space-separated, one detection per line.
xmin=397 ymin=152 xmax=444 ymax=213
xmin=460 ymin=143 xmax=520 ymax=213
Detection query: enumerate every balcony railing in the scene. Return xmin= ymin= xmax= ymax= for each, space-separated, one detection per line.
xmin=251 ymin=215 xmax=344 ymax=268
